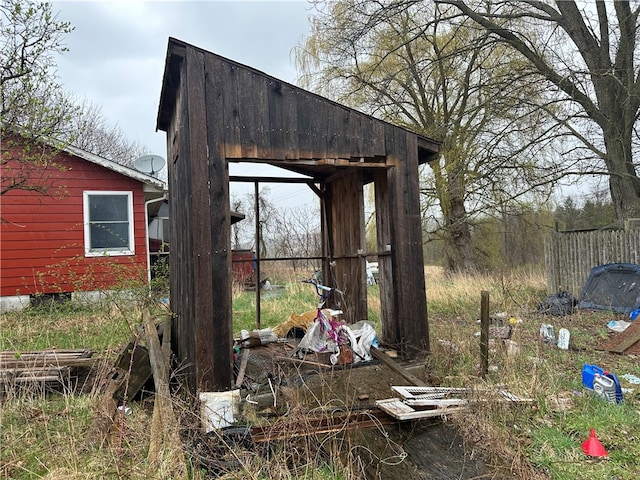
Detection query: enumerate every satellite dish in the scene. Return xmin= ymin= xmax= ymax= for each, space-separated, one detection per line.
xmin=134 ymin=155 xmax=166 ymax=177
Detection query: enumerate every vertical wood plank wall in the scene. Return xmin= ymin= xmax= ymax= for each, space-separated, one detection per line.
xmin=374 ymin=169 xmax=397 ymax=345
xmin=385 ymin=127 xmax=430 ymax=353
xmin=158 ymin=39 xmax=438 ymax=390
xmin=545 ymin=229 xmax=640 ymax=296
xmin=167 ymin=55 xmax=198 ymax=391
xmin=326 ymin=170 xmax=367 ymax=323
xmin=203 ymin=51 xmax=234 ymax=391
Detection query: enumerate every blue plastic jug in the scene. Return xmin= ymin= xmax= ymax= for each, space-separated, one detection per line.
xmin=582 ymin=364 xmax=605 ymax=390
xmin=582 ymin=364 xmax=623 ymax=403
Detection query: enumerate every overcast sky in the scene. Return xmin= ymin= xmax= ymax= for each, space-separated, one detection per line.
xmin=52 ymin=0 xmax=313 ymax=154
xmin=51 ymin=0 xmax=317 ymax=206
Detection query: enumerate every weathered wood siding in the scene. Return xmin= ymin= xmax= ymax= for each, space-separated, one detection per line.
xmin=385 ymin=126 xmax=429 ymax=353
xmin=1 ymin=148 xmax=149 ymax=297
xmin=165 ymin=47 xmax=234 ymax=392
xmin=325 ymin=170 xmax=367 ymax=323
xmin=545 ymin=229 xmax=640 ymax=296
xmin=157 ymin=38 xmax=437 ymax=390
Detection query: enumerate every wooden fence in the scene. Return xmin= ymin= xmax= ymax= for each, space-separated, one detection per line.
xmin=544 ymin=228 xmax=640 ymax=296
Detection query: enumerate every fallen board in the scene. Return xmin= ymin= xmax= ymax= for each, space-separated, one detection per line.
xmin=376 ymin=398 xmax=467 ymax=420
xmin=599 ymin=319 xmax=640 ymax=354
xmin=369 ymin=347 xmax=428 ymax=387
xmin=391 ymin=385 xmax=533 ymax=403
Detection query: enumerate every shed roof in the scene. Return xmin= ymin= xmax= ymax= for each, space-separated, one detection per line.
xmin=156 ymin=37 xmax=439 ymax=178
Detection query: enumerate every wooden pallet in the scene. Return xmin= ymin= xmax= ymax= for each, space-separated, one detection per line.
xmin=0 ymin=349 xmax=95 ymax=392
xmin=377 ymin=385 xmax=533 ymax=421
xmin=376 ymin=397 xmax=467 ymax=420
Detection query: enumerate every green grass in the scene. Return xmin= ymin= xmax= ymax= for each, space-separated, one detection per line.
xmin=232 ymin=281 xmax=320 ymax=333
xmin=232 ymin=281 xmax=382 ymax=335
xmin=2 ymin=267 xmax=640 ymax=479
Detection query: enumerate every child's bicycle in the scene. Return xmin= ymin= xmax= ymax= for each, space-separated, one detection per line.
xmin=294 ymin=277 xmax=355 ymax=361
xmin=296 ymin=277 xmax=376 ymax=364
xmin=302 ymin=277 xmax=344 ymax=342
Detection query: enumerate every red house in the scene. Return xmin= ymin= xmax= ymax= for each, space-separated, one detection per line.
xmin=1 ymin=136 xmax=167 ymax=312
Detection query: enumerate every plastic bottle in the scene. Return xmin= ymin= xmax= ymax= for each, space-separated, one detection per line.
xmin=582 ymin=364 xmax=605 ymax=389
xmin=592 ymin=374 xmax=618 ymax=404
xmin=592 ymin=374 xmax=615 ymax=402
xmin=603 ymin=371 xmax=624 ymax=403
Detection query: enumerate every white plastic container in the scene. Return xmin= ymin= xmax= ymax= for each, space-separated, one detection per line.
xmin=593 ymin=374 xmax=617 ymax=403
xmin=199 ymin=390 xmax=240 ymax=431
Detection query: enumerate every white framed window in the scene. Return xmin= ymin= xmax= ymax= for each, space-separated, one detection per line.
xmin=83 ymin=191 xmax=135 ymax=256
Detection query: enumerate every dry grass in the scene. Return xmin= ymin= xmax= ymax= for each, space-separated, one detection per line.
xmin=2 ymin=266 xmax=640 ymax=479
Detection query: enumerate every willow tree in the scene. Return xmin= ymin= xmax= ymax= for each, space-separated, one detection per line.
xmin=440 ymin=0 xmax=640 ymax=225
xmin=297 ymin=0 xmax=560 ymax=271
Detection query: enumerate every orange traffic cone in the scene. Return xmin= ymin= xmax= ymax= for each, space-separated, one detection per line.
xmin=581 ymin=428 xmax=608 ymax=457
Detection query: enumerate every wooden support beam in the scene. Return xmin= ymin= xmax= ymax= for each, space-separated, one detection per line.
xmin=480 ymin=291 xmax=490 ymax=378
xmin=369 ymin=347 xmax=427 ymax=387
xmin=144 ymin=309 xmax=187 ymax=479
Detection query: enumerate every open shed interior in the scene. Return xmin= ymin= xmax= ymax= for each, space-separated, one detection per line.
xmin=156 ymin=37 xmax=440 ymax=391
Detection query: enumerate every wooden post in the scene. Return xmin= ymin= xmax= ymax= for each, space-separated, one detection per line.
xmin=480 ymin=291 xmax=490 ymax=378
xmin=254 ymin=181 xmax=261 ymax=329
xmin=144 ymin=309 xmax=187 ymax=478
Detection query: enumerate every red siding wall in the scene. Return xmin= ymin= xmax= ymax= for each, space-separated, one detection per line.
xmin=1 ymin=149 xmax=149 ymax=297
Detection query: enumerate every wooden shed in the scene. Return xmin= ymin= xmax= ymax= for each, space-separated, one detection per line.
xmin=156 ymin=38 xmax=440 ymax=392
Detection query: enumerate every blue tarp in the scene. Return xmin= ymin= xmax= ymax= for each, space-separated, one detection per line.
xmin=577 ymin=263 xmax=640 ymax=315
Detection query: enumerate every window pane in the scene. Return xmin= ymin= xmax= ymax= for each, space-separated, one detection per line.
xmin=89 ymin=195 xmax=128 ymax=222
xmin=162 ymin=219 xmax=169 ymax=243
xmin=90 ymin=223 xmax=130 ymax=249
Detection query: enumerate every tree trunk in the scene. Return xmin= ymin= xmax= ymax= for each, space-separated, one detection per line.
xmin=443 ymin=170 xmax=476 ymax=272
xmin=430 ymin=156 xmax=477 ymax=273
xmin=601 ymin=124 xmax=640 ymax=224
xmin=444 ymin=194 xmax=476 ymax=272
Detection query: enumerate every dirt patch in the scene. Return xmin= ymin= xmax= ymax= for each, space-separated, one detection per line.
xmin=348 ymin=421 xmax=503 ymax=480
xmin=234 ymin=343 xmax=511 ymax=479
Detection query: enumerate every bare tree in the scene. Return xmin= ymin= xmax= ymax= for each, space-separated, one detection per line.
xmin=297 ymin=0 xmax=561 ymax=271
xmin=270 ymin=205 xmax=321 ymax=264
xmin=1 ymin=0 xmax=148 ymax=207
xmin=1 ymin=0 xmax=76 ymax=135
xmin=1 ymin=0 xmax=80 ymax=201
xmin=68 ymin=101 xmax=149 ymax=167
xmin=438 ymin=0 xmax=640 ymax=224
xmin=230 ymin=194 xmax=254 ymax=250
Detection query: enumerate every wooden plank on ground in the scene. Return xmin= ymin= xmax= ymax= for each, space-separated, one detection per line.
xmin=275 ymin=355 xmax=333 ymax=370
xmin=251 ymin=409 xmax=397 ymax=442
xmin=144 ymin=309 xmax=187 ymax=479
xmin=0 ymin=349 xmax=95 ymax=369
xmin=235 ymin=348 xmax=249 ymax=388
xmin=114 ymin=341 xmax=151 ymax=401
xmin=370 ymin=347 xmax=428 ymax=387
xmin=600 ymin=319 xmax=640 ymax=353
xmin=376 ymin=398 xmax=467 ymax=420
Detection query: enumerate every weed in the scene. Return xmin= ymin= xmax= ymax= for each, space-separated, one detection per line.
xmin=2 ymin=266 xmax=640 ymax=478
